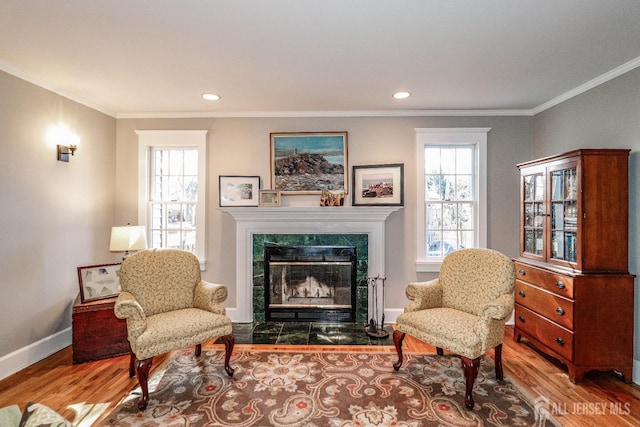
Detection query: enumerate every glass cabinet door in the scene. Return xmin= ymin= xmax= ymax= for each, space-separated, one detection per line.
xmin=522 ymin=172 xmax=545 ymax=256
xmin=550 ymin=166 xmax=578 ymax=263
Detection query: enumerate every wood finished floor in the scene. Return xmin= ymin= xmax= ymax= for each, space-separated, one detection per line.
xmin=0 ymin=326 xmax=639 ymax=426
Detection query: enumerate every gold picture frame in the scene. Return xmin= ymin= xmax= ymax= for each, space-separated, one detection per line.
xmin=270 ymin=132 xmax=348 ymax=194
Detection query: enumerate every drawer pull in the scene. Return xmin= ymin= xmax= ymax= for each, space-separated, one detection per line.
xmin=556 ymin=281 xmax=566 ymax=289
xmin=518 ymin=315 xmax=525 ymax=323
xmin=518 ymin=290 xmax=526 ymax=297
xmin=518 ymin=269 xmax=526 ymax=276
xmin=556 ymin=307 xmax=565 ymax=316
xmin=555 ymin=337 xmax=565 ymax=346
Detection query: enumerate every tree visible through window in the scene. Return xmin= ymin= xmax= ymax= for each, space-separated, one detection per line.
xmin=149 ymin=148 xmax=198 ymax=253
xmin=424 ymin=145 xmax=474 ymax=257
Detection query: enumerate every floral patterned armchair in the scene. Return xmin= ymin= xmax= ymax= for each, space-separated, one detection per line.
xmin=114 ymin=249 xmax=235 ymax=411
xmin=393 ymin=248 xmax=515 ymax=409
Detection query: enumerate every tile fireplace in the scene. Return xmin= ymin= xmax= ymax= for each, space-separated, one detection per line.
xmin=221 ymin=206 xmax=402 ymax=323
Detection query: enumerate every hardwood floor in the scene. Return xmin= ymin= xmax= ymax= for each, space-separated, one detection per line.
xmin=0 ymin=326 xmax=638 ymax=426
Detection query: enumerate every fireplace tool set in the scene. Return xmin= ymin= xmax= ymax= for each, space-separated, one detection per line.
xmin=365 ymin=274 xmax=389 ymax=338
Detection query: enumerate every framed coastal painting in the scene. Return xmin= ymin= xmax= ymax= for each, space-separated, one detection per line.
xmin=77 ymin=263 xmax=121 ymax=303
xmin=270 ymin=132 xmax=348 ymax=194
xmin=352 ymin=163 xmax=404 ymax=206
xmin=219 ymin=175 xmax=260 ymax=207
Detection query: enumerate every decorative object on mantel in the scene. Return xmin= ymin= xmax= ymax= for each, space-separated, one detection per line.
xmin=352 ymin=163 xmax=404 ymax=206
xmin=259 ymin=189 xmax=281 ymax=207
xmin=365 ymin=274 xmax=389 ymax=339
xmin=219 ymin=175 xmax=260 ymax=207
xmin=270 ymin=131 xmax=348 ymax=194
xmin=77 ymin=263 xmax=121 ymax=303
xmin=320 ymin=189 xmax=345 ymax=206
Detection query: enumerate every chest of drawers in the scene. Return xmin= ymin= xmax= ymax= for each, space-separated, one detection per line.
xmin=514 ymin=261 xmax=634 ymax=383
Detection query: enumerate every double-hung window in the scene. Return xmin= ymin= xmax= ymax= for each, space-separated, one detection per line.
xmin=137 ymin=130 xmax=208 ymax=270
xmin=415 ymin=128 xmax=489 ymax=272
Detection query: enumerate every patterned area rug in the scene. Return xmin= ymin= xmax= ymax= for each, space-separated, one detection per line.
xmin=100 ymin=348 xmax=552 ymax=426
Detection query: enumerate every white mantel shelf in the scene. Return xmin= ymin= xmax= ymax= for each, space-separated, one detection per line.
xmin=220 ymin=206 xmax=403 ymax=223
xmin=220 ymin=206 xmax=403 ymax=322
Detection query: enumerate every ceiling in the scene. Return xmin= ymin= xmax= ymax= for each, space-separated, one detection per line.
xmin=2 ymin=0 xmax=640 ymax=118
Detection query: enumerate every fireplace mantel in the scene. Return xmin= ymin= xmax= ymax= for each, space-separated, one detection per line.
xmin=221 ymin=206 xmax=402 ymax=224
xmin=221 ymin=206 xmax=402 ymax=322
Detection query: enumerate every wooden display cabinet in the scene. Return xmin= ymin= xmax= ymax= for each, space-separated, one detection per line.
xmin=72 ymin=294 xmax=130 ymax=363
xmin=514 ymin=149 xmax=634 ymax=383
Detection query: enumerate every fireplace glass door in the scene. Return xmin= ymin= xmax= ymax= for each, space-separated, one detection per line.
xmin=265 ymin=245 xmax=356 ymax=322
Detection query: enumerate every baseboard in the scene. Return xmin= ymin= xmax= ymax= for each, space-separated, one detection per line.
xmin=0 ymin=327 xmax=72 ymax=381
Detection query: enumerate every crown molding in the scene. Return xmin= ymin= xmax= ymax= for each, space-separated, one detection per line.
xmin=116 ymin=109 xmax=533 ymax=119
xmin=531 ymin=56 xmax=640 ymax=115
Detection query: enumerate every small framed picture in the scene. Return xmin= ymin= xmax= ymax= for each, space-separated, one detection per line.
xmin=352 ymin=163 xmax=404 ymax=206
xmin=219 ymin=175 xmax=261 ymax=207
xmin=77 ymin=263 xmax=121 ymax=303
xmin=259 ymin=189 xmax=281 ymax=207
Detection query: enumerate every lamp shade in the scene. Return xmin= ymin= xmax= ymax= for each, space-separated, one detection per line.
xmin=109 ymin=225 xmax=147 ymax=252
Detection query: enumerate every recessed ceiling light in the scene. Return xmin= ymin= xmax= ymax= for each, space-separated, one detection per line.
xmin=202 ymin=93 xmax=221 ymax=101
xmin=393 ymin=91 xmax=411 ymax=99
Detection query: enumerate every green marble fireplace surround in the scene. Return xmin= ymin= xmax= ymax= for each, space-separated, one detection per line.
xmin=220 ymin=206 xmax=402 ymax=324
xmin=253 ymin=233 xmax=368 ymax=322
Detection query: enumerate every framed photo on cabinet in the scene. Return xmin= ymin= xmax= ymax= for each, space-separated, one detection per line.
xmin=77 ymin=263 xmax=121 ymax=303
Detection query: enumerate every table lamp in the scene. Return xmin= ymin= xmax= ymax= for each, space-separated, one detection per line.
xmin=110 ymin=224 xmax=147 ymax=260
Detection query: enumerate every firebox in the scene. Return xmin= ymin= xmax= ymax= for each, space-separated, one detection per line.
xmin=264 ymin=245 xmax=357 ymax=322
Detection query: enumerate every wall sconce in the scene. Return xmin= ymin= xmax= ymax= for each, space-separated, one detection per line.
xmin=48 ymin=124 xmax=80 ymax=162
xmin=109 ymin=224 xmax=148 ymax=260
xmin=57 ymin=144 xmax=78 ymax=162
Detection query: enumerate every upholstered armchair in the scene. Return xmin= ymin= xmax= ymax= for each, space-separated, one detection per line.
xmin=114 ymin=249 xmax=235 ymax=411
xmin=393 ymin=248 xmax=515 ymax=409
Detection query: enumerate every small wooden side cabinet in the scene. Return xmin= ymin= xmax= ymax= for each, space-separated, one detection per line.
xmin=72 ymin=294 xmax=130 ymax=363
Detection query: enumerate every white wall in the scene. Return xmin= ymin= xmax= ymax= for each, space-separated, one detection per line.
xmin=0 ymin=71 xmax=117 ymax=379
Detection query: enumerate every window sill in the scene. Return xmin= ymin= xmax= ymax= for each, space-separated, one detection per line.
xmin=415 ymin=259 xmax=443 ymax=273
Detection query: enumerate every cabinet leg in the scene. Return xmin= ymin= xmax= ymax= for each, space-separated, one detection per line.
xmin=619 ymin=368 xmax=633 ymax=384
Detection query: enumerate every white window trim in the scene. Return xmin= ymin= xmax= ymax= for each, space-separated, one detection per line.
xmin=415 ymin=128 xmax=489 ymax=272
xmin=136 ymin=130 xmax=208 ymax=270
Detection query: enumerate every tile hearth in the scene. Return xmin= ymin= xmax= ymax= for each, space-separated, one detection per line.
xmin=225 ymin=322 xmax=394 ymax=346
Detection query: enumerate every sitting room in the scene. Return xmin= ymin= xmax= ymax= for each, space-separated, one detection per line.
xmin=1 ymin=1 xmax=640 ymax=426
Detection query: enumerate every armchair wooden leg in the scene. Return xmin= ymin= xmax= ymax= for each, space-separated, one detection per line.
xmin=436 ymin=347 xmax=444 ymax=356
xmin=128 ymin=352 xmax=135 ymax=378
xmin=136 ymin=357 xmax=154 ymax=411
xmin=461 ymin=356 xmax=481 ymax=410
xmin=392 ymin=330 xmax=406 ymax=371
xmin=221 ymin=334 xmax=235 ymax=377
xmin=195 ymin=343 xmax=202 ymax=357
xmin=494 ymin=343 xmax=504 ymax=381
